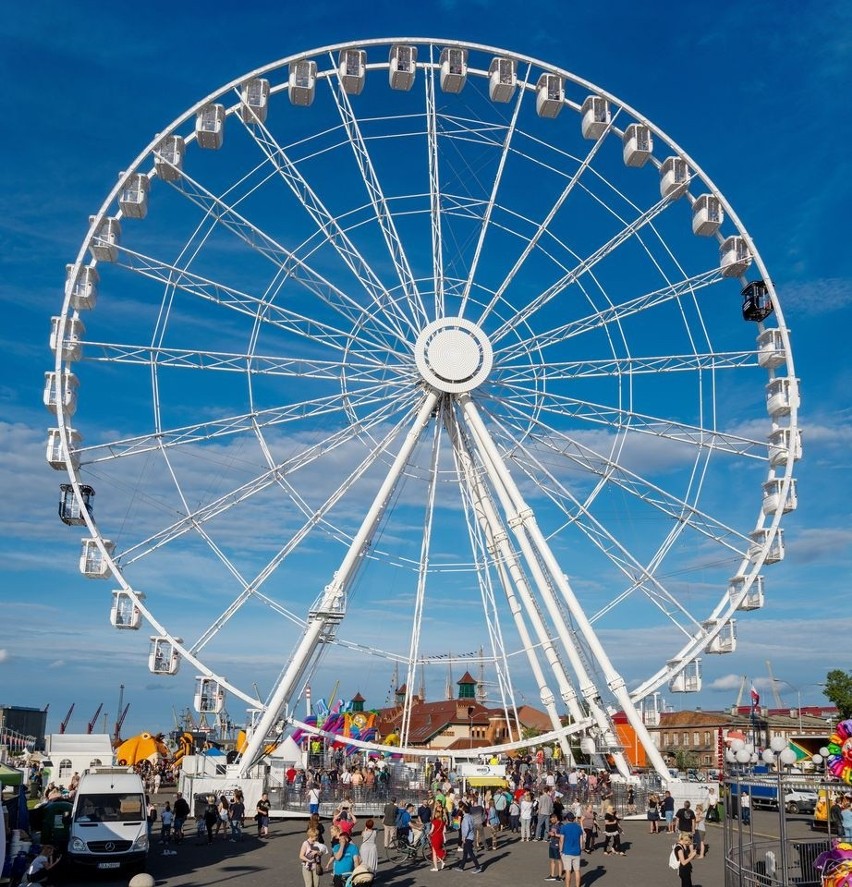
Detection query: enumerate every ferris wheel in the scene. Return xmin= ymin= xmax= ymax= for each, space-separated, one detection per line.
xmin=47 ymin=38 xmax=800 ymax=780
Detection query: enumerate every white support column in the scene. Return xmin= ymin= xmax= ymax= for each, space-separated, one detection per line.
xmin=460 ymin=395 xmax=668 ymax=780
xmin=448 ymin=410 xmax=584 ymax=760
xmin=238 ymin=392 xmax=439 ymax=774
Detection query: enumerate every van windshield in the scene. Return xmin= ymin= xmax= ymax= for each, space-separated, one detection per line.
xmin=74 ymin=793 xmax=144 ymax=822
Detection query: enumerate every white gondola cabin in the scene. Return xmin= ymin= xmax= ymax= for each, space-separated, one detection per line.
xmin=240 ymin=78 xmax=270 ymax=123
xmin=702 ymin=619 xmax=737 ymax=654
xmin=768 ymin=427 xmax=802 ymax=468
xmin=194 ymin=677 xmax=226 ymax=714
xmin=79 ymin=538 xmax=115 ymax=578
xmin=766 ymin=376 xmax=799 ymax=418
xmin=762 ymin=477 xmax=798 ymax=515
xmin=50 ymin=315 xmax=85 ymax=362
xmin=668 ymin=659 xmax=702 ymax=692
xmin=580 ymin=96 xmax=611 ymax=140
xmin=440 ymin=47 xmax=467 ymax=93
xmin=742 ymin=280 xmax=773 ymax=321
xmin=660 ymin=156 xmax=689 ymax=199
xmin=757 ymin=328 xmax=786 ymax=369
xmin=154 ymin=135 xmax=185 ymax=182
xmin=110 ymin=590 xmax=144 ymax=630
xmin=43 ymin=369 xmax=78 ymax=416
xmin=89 ymin=216 xmax=120 ymax=262
xmin=720 ymin=236 xmax=752 ymax=278
xmin=118 ymin=173 xmax=149 ymax=219
xmin=59 ymin=482 xmax=93 ymax=525
xmin=728 ymin=574 xmax=765 ymax=611
xmin=536 ymin=73 xmax=564 ymax=118
xmin=338 ymin=49 xmax=366 ymax=95
xmin=65 ymin=264 xmax=98 ymax=311
xmin=149 ymin=636 xmax=181 ymax=675
xmin=488 ymin=57 xmax=516 ymax=103
xmin=289 ymin=59 xmax=317 ymax=106
xmin=623 ymin=123 xmax=653 ymax=167
xmin=389 ymin=44 xmax=416 ymax=90
xmin=749 ymin=527 xmax=785 ymax=564
xmin=196 ymin=103 xmax=225 ymax=150
xmin=691 ymin=194 xmax=723 ymax=236
xmin=46 ymin=427 xmax=81 ymax=470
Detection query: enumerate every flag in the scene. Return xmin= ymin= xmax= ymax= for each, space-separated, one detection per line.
xmin=750 ymin=684 xmax=760 ymax=707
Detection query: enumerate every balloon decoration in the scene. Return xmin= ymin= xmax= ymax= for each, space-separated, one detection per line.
xmin=826 ymin=719 xmax=852 ymax=784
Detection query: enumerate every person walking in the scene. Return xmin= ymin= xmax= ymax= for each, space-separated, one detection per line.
xmin=360 ymin=818 xmax=378 ymax=874
xmin=662 ymin=791 xmax=676 ymax=833
xmin=520 ymin=791 xmax=534 ymax=842
xmin=693 ymin=804 xmax=706 ymax=858
xmin=429 ymin=803 xmax=447 ymax=871
xmin=602 ymin=804 xmax=625 ymax=856
xmin=256 ymin=792 xmax=271 ymax=838
xmin=545 ymin=813 xmax=564 ymax=881
xmin=580 ymin=804 xmax=597 ymax=853
xmin=674 ymin=831 xmax=697 ymax=887
xmin=173 ymin=792 xmax=190 ymax=844
xmin=740 ymin=791 xmax=751 ymax=826
xmin=647 ymin=793 xmax=660 ymax=834
xmin=328 ymin=823 xmax=361 ymax=887
xmin=299 ymin=826 xmax=325 ymax=887
xmin=536 ymin=789 xmax=554 ymax=841
xmin=558 ymin=811 xmax=583 ymax=887
xmin=674 ymin=800 xmax=695 ymax=841
xmin=383 ymin=797 xmax=398 ymax=848
xmin=458 ymin=803 xmax=482 ymax=873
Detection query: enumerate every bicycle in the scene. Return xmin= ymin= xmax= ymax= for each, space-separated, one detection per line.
xmin=384 ymin=830 xmax=431 ymax=863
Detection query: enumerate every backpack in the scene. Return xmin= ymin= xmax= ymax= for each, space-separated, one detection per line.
xmin=668 ymin=845 xmax=680 ymax=871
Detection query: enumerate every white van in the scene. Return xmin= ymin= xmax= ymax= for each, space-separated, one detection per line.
xmin=68 ymin=767 xmax=148 ymax=873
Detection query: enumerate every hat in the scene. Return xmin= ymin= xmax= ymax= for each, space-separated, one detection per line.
xmin=564 ymin=811 xmax=575 ymax=821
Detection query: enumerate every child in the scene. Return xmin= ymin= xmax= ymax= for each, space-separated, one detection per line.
xmin=161 ymin=801 xmax=174 ymax=845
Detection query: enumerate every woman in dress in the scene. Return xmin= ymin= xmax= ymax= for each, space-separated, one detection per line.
xmin=360 ymin=818 xmax=378 ymax=874
xmin=602 ymin=804 xmax=625 ymax=855
xmin=430 ymin=802 xmax=447 ymax=871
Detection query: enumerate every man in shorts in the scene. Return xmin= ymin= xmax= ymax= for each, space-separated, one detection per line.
xmin=558 ymin=810 xmax=583 ymax=887
xmin=545 ymin=812 xmax=564 ymax=881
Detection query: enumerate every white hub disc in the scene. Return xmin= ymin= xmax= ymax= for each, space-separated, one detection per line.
xmin=415 ymin=317 xmax=493 ymax=393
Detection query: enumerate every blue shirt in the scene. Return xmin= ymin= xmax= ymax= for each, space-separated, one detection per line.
xmin=332 ymin=841 xmax=359 ymax=875
xmin=559 ymin=821 xmax=583 ymax=856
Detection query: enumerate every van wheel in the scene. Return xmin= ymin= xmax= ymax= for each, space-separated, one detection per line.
xmin=786 ymin=802 xmax=799 ymax=815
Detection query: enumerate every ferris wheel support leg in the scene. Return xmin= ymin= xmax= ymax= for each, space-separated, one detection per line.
xmin=448 ymin=412 xmax=577 ymax=762
xmin=238 ymin=392 xmax=439 ymax=775
xmin=459 ymin=395 xmax=668 ymax=781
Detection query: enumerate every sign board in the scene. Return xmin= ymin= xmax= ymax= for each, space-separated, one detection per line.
xmin=456 ymin=763 xmax=506 ymax=778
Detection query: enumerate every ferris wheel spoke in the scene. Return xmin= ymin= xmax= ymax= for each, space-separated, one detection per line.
xmin=325 ymin=57 xmax=428 ymax=326
xmin=424 ymin=55 xmax=445 ymax=317
xmin=478 ymin=109 xmax=621 ymax=329
xmin=499 ymin=348 xmax=759 ymax=383
xmin=495 ymin=268 xmax=723 ymax=363
xmin=494 ymin=381 xmax=768 ymax=459
xmin=117 ymin=391 xmax=414 ymax=566
xmin=490 ymin=189 xmax=681 ymax=346
xmin=166 ymin=165 xmax=405 ymax=341
xmin=231 ymin=92 xmax=417 ymax=344
xmin=458 ymin=65 xmax=530 ymax=319
xmin=78 ymin=381 xmax=400 ymax=465
xmin=82 ymin=340 xmax=401 ymax=381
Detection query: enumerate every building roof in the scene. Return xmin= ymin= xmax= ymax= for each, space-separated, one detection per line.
xmin=457 ymin=671 xmax=477 ymax=685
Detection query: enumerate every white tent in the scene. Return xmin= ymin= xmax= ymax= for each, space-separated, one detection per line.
xmin=269 ymin=735 xmax=303 ymax=764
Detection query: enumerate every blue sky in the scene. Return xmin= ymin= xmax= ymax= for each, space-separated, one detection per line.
xmin=1 ymin=1 xmax=850 ymax=743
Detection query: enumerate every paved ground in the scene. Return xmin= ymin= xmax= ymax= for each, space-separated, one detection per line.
xmin=60 ymin=814 xmax=728 ymax=887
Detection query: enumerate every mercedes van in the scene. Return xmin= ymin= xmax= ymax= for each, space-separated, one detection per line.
xmin=67 ymin=767 xmax=148 ymax=873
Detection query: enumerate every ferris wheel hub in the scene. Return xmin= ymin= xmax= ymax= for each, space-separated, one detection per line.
xmin=414 ymin=317 xmax=493 ymax=394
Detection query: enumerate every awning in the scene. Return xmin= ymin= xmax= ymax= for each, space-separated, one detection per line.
xmin=0 ymin=764 xmax=23 ymax=786
xmin=466 ymin=776 xmax=508 ymax=788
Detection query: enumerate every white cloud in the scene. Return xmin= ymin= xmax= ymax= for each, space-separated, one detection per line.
xmin=0 ymin=649 xmax=8 ymax=663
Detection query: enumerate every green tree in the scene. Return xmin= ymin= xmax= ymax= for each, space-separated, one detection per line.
xmin=672 ymin=749 xmax=699 ymax=772
xmin=824 ymin=669 xmax=852 ymax=720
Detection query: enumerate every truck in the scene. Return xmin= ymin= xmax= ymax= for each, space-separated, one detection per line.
xmin=67 ymin=767 xmax=148 ymax=874
xmin=729 ymin=780 xmax=818 ymax=815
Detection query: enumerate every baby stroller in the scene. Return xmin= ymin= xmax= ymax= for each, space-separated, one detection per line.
xmin=344 ymin=864 xmax=375 ymax=887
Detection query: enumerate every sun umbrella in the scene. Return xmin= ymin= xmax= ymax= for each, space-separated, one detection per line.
xmin=114 ymin=732 xmax=169 ymax=766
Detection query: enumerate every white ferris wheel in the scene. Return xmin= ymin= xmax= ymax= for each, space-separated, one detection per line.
xmin=47 ymin=38 xmax=800 ymax=780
